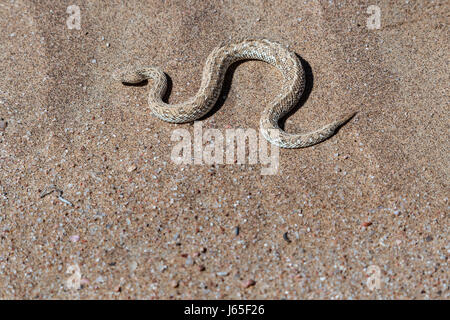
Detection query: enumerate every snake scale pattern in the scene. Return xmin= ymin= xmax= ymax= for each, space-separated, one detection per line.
xmin=114 ymin=39 xmax=355 ymax=148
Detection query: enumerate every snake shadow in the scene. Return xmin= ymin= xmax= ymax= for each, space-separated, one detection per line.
xmin=279 ymin=54 xmax=313 ymax=131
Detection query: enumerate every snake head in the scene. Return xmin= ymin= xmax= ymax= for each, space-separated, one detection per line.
xmin=113 ymin=66 xmax=162 ymax=84
xmin=112 ymin=66 xmax=147 ymax=84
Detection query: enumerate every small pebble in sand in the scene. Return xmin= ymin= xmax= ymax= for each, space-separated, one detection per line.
xmin=80 ymin=278 xmax=90 ymax=286
xmin=127 ymin=164 xmax=137 ymax=172
xmin=283 ymin=232 xmax=291 ymax=243
xmin=159 ymin=265 xmax=168 ymax=272
xmin=95 ymin=276 xmax=104 ymax=283
xmin=170 ymin=280 xmax=179 ymax=288
xmin=217 ymin=271 xmax=229 ymax=277
xmin=425 ymin=236 xmax=433 ymax=242
xmin=185 ymin=257 xmax=193 ymax=266
xmin=361 ymin=221 xmax=372 ymax=227
xmin=129 ymin=261 xmax=137 ymax=273
xmin=0 ymin=120 xmax=7 ymax=131
xmin=198 ymin=265 xmax=205 ymax=272
xmin=234 ymin=226 xmax=240 ymax=236
xmin=69 ymin=235 xmax=80 ymax=242
xmin=243 ymin=279 xmax=256 ymax=288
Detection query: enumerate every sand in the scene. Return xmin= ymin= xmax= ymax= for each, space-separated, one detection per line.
xmin=0 ymin=0 xmax=448 ymax=299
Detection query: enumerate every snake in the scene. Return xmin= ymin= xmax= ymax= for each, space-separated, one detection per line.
xmin=113 ymin=39 xmax=355 ymax=148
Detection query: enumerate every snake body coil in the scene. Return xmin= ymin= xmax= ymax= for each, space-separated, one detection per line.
xmin=114 ymin=39 xmax=354 ymax=148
